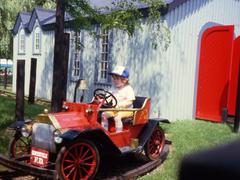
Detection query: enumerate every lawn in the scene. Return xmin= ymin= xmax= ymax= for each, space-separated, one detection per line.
xmin=0 ymin=95 xmax=49 ymax=156
xmin=140 ymin=120 xmax=240 ymax=180
xmin=0 ymin=95 xmax=240 ymax=179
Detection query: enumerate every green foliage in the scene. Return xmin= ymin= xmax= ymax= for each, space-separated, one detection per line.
xmin=64 ymin=0 xmax=169 ymax=48
xmin=0 ymin=0 xmax=170 ymax=58
xmin=0 ymin=0 xmax=55 ymax=59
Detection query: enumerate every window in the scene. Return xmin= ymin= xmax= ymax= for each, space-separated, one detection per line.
xmin=71 ymin=31 xmax=82 ymax=80
xmin=33 ymin=27 xmax=41 ymax=54
xmin=96 ymin=29 xmax=112 ymax=84
xmin=18 ymin=29 xmax=25 ymax=54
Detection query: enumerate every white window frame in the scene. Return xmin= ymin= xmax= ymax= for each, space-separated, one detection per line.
xmin=33 ymin=26 xmax=41 ymax=54
xmin=71 ymin=31 xmax=81 ymax=80
xmin=97 ymin=29 xmax=111 ymax=84
xmin=18 ymin=28 xmax=25 ymax=55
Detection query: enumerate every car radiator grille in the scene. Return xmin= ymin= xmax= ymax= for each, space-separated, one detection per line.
xmin=31 ymin=123 xmax=57 ymax=153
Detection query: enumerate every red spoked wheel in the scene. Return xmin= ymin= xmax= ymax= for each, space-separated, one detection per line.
xmin=56 ymin=139 xmax=100 ymax=180
xmin=144 ymin=126 xmax=165 ymax=161
xmin=8 ymin=134 xmax=31 ymax=158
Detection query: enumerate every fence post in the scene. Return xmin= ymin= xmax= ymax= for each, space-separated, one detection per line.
xmin=4 ymin=67 xmax=7 ymax=89
xmin=28 ymin=58 xmax=37 ymax=104
xmin=15 ymin=60 xmax=25 ymax=121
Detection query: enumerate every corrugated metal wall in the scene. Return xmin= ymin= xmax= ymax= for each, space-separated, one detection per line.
xmin=65 ymin=0 xmax=240 ymax=121
xmin=158 ymin=0 xmax=240 ymax=120
xmin=12 ymin=0 xmax=240 ymax=121
xmin=108 ymin=0 xmax=240 ymax=121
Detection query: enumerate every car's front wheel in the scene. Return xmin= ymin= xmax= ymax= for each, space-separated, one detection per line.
xmin=8 ymin=133 xmax=31 ymax=159
xmin=56 ymin=139 xmax=100 ymax=180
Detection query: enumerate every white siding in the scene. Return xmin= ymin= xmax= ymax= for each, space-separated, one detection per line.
xmin=65 ymin=0 xmax=240 ymax=121
xmin=13 ymin=22 xmax=32 ymax=97
xmin=35 ymin=30 xmax=55 ymax=100
xmin=104 ymin=0 xmax=240 ymax=121
xmin=158 ymin=0 xmax=240 ymax=120
xmin=66 ymin=29 xmax=98 ymax=102
xmin=12 ymin=0 xmax=240 ymax=121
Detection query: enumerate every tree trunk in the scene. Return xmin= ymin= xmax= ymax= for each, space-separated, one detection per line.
xmin=62 ymin=33 xmax=70 ymax=101
xmin=51 ymin=0 xmax=65 ymax=112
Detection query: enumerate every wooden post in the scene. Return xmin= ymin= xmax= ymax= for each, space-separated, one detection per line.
xmin=28 ymin=58 xmax=37 ymax=104
xmin=62 ymin=33 xmax=70 ymax=101
xmin=15 ymin=60 xmax=25 ymax=121
xmin=4 ymin=67 xmax=7 ymax=89
xmin=51 ymin=0 xmax=65 ymax=112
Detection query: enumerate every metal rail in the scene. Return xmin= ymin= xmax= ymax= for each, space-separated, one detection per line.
xmin=0 ymin=145 xmax=170 ymax=179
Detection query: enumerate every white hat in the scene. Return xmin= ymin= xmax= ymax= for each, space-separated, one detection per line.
xmin=109 ymin=65 xmax=129 ymax=78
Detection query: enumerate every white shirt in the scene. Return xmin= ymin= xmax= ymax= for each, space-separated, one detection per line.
xmin=110 ymin=85 xmax=135 ymax=108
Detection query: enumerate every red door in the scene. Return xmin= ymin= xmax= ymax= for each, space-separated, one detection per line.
xmin=227 ymin=36 xmax=240 ymax=115
xmin=196 ymin=25 xmax=234 ymax=122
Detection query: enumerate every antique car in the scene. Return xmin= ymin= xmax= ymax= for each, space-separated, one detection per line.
xmin=6 ymin=88 xmax=166 ymax=179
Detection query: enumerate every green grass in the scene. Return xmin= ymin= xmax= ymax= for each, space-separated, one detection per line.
xmin=140 ymin=120 xmax=240 ymax=180
xmin=0 ymin=95 xmax=49 ymax=155
xmin=0 ymin=95 xmax=240 ymax=178
xmin=0 ymin=95 xmax=49 ymax=129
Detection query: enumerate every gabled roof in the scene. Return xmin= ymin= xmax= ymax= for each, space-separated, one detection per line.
xmin=12 ymin=7 xmax=72 ymax=35
xmin=12 ymin=0 xmax=186 ymax=35
xmin=19 ymin=12 xmax=32 ymax=27
xmin=27 ymin=7 xmax=55 ymax=32
xmin=12 ymin=12 xmax=31 ymax=34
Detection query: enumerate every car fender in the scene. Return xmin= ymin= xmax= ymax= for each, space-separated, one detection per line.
xmin=137 ymin=118 xmax=167 ymax=150
xmin=60 ymin=128 xmax=121 ymax=155
xmin=8 ymin=119 xmax=33 ymax=130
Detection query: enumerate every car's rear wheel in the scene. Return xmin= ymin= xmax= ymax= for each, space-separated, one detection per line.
xmin=144 ymin=126 xmax=165 ymax=160
xmin=8 ymin=133 xmax=31 ymax=158
xmin=56 ymin=139 xmax=100 ymax=180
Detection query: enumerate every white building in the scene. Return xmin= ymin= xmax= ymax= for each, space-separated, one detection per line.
xmin=12 ymin=0 xmax=240 ymax=121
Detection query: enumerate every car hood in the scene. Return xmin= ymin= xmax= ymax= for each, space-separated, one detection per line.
xmin=48 ymin=111 xmax=89 ymax=130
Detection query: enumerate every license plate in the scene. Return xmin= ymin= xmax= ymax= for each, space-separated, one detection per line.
xmin=30 ymin=147 xmax=49 ymax=167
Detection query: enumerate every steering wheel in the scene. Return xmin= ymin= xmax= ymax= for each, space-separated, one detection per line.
xmin=93 ymin=88 xmax=117 ymax=108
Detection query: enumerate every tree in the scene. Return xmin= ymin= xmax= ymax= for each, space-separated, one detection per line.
xmin=51 ymin=0 xmax=168 ymax=112
xmin=64 ymin=0 xmax=166 ymax=37
xmin=51 ymin=0 xmax=65 ymax=112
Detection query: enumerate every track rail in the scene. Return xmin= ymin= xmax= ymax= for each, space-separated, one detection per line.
xmin=0 ymin=144 xmax=170 ymax=179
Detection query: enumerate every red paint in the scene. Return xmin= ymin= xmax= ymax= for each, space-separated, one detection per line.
xmin=50 ymin=98 xmax=151 ymax=148
xmin=60 ymin=141 xmax=99 ymax=179
xmin=227 ymin=36 xmax=240 ymax=115
xmin=196 ymin=25 xmax=234 ymax=122
xmin=30 ymin=147 xmax=49 ymax=167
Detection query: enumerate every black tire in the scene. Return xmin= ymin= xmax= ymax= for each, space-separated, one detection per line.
xmin=134 ymin=126 xmax=165 ymax=162
xmin=144 ymin=126 xmax=165 ymax=161
xmin=56 ymin=139 xmax=100 ymax=180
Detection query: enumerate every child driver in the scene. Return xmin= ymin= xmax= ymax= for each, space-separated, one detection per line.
xmin=101 ymin=65 xmax=135 ymax=132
